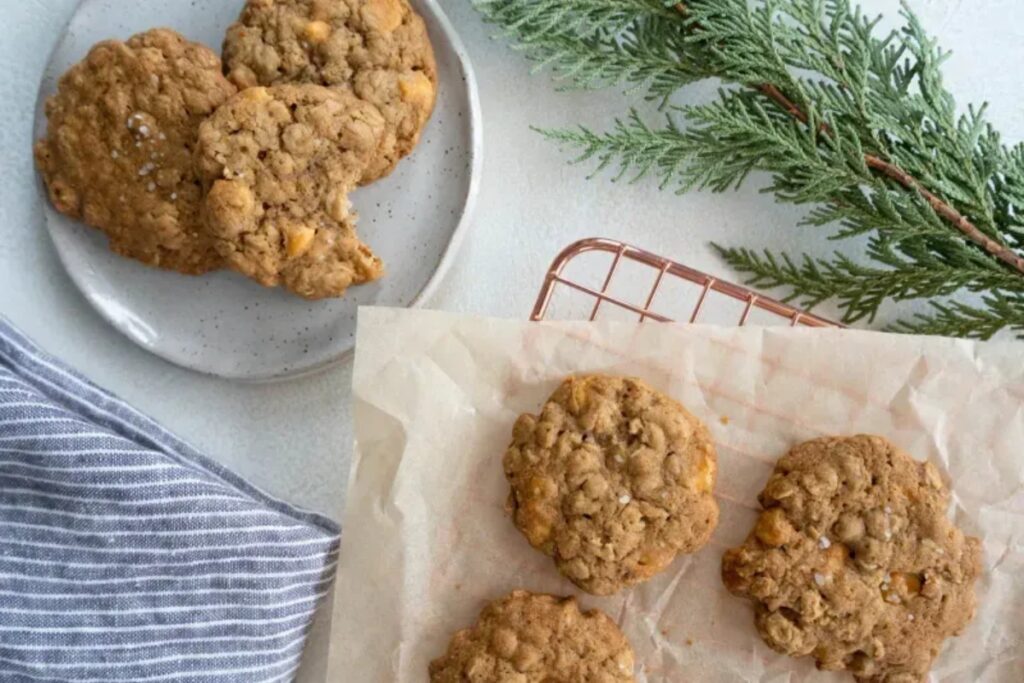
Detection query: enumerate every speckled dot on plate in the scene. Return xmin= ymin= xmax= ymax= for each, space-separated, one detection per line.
xmin=33 ymin=0 xmax=481 ymax=382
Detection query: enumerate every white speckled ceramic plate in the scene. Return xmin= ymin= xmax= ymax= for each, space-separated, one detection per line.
xmin=34 ymin=0 xmax=480 ymax=381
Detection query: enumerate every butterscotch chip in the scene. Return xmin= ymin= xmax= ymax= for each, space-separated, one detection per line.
xmin=34 ymin=29 xmax=236 ymax=274
xmin=722 ymin=435 xmax=982 ymax=683
xmin=503 ymin=375 xmax=719 ymax=596
xmin=223 ymin=0 xmax=437 ymax=182
xmin=195 ymin=84 xmax=386 ymax=300
xmin=429 ymin=591 xmax=635 ymax=682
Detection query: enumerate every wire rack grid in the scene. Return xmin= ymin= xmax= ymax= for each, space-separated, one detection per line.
xmin=532 ymin=238 xmax=841 ymax=328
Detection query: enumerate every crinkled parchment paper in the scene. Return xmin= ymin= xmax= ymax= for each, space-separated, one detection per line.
xmin=327 ymin=307 xmax=1024 ymax=682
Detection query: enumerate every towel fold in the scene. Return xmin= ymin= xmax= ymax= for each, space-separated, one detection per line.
xmin=0 ymin=319 xmax=339 ymax=683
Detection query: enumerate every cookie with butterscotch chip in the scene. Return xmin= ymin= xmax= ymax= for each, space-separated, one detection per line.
xmin=195 ymin=84 xmax=386 ymax=300
xmin=721 ymin=435 xmax=982 ymax=683
xmin=429 ymin=590 xmax=635 ymax=682
xmin=34 ymin=28 xmax=237 ymax=274
xmin=503 ymin=375 xmax=719 ymax=596
xmin=223 ymin=0 xmax=437 ymax=182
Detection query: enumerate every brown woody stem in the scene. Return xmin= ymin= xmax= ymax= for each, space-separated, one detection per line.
xmin=674 ymin=3 xmax=1024 ymax=276
xmin=863 ymin=156 xmax=1024 ymax=273
xmin=758 ymin=84 xmax=811 ymax=126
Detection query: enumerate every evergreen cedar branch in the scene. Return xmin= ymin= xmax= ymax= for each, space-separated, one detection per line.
xmin=473 ymin=0 xmax=1024 ymax=338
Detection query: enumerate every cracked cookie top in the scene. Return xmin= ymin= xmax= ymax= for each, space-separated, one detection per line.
xmin=195 ymin=84 xmax=385 ymax=299
xmin=223 ymin=0 xmax=437 ymax=182
xmin=35 ymin=28 xmax=236 ymax=274
xmin=429 ymin=591 xmax=635 ymax=683
xmin=503 ymin=375 xmax=719 ymax=595
xmin=722 ymin=435 xmax=982 ymax=683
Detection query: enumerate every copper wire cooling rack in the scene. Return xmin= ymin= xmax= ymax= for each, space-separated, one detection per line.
xmin=532 ymin=238 xmax=841 ymax=327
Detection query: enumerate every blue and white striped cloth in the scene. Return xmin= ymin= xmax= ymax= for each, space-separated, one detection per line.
xmin=0 ymin=319 xmax=340 ymax=682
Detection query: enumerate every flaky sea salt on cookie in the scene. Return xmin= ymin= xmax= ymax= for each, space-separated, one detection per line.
xmin=195 ymin=84 xmax=386 ymax=300
xmin=722 ymin=435 xmax=982 ymax=683
xmin=503 ymin=375 xmax=719 ymax=595
xmin=34 ymin=28 xmax=236 ymax=274
xmin=429 ymin=591 xmax=635 ymax=682
xmin=223 ymin=0 xmax=437 ymax=182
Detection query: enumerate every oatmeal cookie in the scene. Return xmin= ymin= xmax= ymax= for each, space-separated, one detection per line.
xmin=195 ymin=85 xmax=386 ymax=299
xmin=503 ymin=375 xmax=719 ymax=596
xmin=429 ymin=590 xmax=635 ymax=682
xmin=721 ymin=435 xmax=982 ymax=683
xmin=223 ymin=0 xmax=437 ymax=182
xmin=34 ymin=28 xmax=237 ymax=274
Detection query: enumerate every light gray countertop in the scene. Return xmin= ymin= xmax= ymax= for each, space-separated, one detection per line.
xmin=1 ymin=0 xmax=1021 ymax=678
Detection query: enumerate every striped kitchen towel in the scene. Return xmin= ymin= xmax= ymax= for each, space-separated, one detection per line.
xmin=0 ymin=319 xmax=340 ymax=683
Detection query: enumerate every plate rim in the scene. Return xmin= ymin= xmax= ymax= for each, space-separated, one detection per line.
xmin=34 ymin=0 xmax=483 ymax=383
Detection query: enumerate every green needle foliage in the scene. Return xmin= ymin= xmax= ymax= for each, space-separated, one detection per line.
xmin=474 ymin=0 xmax=1024 ymax=339
xmin=475 ymin=0 xmax=703 ymax=102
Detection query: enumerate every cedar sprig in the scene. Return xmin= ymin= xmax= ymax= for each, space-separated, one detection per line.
xmin=473 ymin=0 xmax=706 ymax=102
xmin=474 ymin=0 xmax=1024 ymax=339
